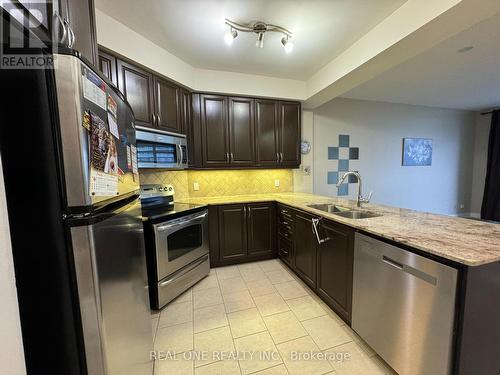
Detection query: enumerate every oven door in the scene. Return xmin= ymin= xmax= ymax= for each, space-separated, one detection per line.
xmin=153 ymin=209 xmax=208 ymax=280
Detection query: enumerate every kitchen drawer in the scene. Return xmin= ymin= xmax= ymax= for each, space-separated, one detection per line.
xmin=278 ymin=228 xmax=293 ymax=241
xmin=278 ymin=235 xmax=292 ymax=266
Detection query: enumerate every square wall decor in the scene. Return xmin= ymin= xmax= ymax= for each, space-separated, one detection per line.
xmin=402 ymin=138 xmax=433 ymax=166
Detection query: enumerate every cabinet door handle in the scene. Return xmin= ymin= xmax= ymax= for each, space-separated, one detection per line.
xmin=276 ymin=153 xmax=279 ymax=162
xmin=157 ymin=113 xmax=162 ymax=125
xmin=230 ymin=152 xmax=234 ymax=162
xmin=226 ymin=153 xmax=230 ymax=162
xmin=248 ymin=207 xmax=251 ymax=220
xmin=53 ymin=11 xmax=67 ymax=45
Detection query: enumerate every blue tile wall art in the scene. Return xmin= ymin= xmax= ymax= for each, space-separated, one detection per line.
xmin=402 ymin=138 xmax=432 ymax=166
xmin=327 ymin=134 xmax=359 ymax=196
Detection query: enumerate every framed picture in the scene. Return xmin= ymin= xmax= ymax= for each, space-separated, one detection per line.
xmin=402 ymin=138 xmax=433 ymax=166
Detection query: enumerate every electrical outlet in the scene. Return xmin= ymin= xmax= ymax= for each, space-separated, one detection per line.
xmin=193 ymin=182 xmax=200 ymax=191
xmin=275 ymin=179 xmax=280 ymax=187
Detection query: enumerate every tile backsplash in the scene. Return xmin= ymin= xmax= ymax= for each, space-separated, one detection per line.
xmin=139 ymin=169 xmax=293 ymax=199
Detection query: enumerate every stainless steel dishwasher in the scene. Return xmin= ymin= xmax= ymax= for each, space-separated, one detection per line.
xmin=352 ymin=233 xmax=458 ymax=375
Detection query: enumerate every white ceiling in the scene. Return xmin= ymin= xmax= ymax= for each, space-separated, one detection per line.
xmin=95 ymin=0 xmax=406 ymax=80
xmin=342 ymin=12 xmax=500 ymax=111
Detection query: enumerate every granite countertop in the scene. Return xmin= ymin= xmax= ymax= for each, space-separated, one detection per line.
xmin=178 ymin=192 xmax=500 ymax=267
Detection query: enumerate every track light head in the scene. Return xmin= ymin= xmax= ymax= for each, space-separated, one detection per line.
xmin=281 ymin=36 xmax=294 ymax=53
xmin=256 ymin=32 xmax=265 ymax=49
xmin=224 ymin=28 xmax=238 ymax=46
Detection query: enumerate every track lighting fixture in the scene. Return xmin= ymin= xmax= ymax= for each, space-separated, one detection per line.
xmin=224 ymin=18 xmax=293 ymax=52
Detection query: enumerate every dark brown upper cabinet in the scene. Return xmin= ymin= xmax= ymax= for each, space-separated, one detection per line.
xmin=181 ymin=89 xmax=192 ymax=136
xmin=200 ymin=94 xmax=229 ymax=167
xmin=255 ymin=100 xmax=301 ymax=168
xmin=228 ymin=97 xmax=255 ymax=166
xmin=64 ymin=0 xmax=98 ymax=65
xmin=255 ymin=99 xmax=280 ymax=166
xmin=2 ymin=0 xmax=97 ymax=65
xmin=117 ymin=59 xmax=154 ymax=128
xmin=279 ymin=101 xmax=301 ymax=167
xmin=97 ymin=49 xmax=117 ymax=85
xmin=154 ymin=76 xmax=182 ymax=133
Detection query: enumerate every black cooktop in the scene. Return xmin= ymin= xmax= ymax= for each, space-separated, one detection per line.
xmin=141 ymin=202 xmax=207 ymax=223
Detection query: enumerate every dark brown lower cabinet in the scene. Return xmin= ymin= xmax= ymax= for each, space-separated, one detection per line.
xmin=210 ymin=202 xmax=276 ymax=267
xmin=217 ymin=204 xmax=247 ymax=262
xmin=278 ymin=235 xmax=293 ymax=267
xmin=316 ymin=219 xmax=354 ymax=323
xmin=293 ymin=211 xmax=317 ymax=288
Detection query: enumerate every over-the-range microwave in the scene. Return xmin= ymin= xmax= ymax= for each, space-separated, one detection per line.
xmin=136 ymin=126 xmax=188 ymax=169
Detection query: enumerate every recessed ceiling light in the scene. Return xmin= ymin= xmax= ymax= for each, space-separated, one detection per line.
xmin=457 ymin=46 xmax=474 ymax=53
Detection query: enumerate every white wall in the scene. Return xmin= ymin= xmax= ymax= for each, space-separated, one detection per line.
xmin=313 ymin=98 xmax=476 ymax=215
xmin=95 ymin=9 xmax=307 ymax=100
xmin=293 ymin=110 xmax=314 ymax=193
xmin=470 ymin=113 xmax=491 ymax=216
xmin=0 ymin=159 xmax=26 ymax=375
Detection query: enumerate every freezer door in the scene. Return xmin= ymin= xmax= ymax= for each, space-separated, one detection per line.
xmin=53 ymin=53 xmax=139 ymax=210
xmin=70 ymin=198 xmax=153 ymax=375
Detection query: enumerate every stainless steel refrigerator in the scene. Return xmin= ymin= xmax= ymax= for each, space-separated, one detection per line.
xmin=0 ymin=50 xmax=153 ymax=374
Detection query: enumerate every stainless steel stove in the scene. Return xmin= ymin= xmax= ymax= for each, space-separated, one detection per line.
xmin=140 ymin=184 xmax=209 ymax=310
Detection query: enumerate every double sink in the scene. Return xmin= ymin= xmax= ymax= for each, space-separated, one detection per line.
xmin=307 ymin=203 xmax=381 ymax=219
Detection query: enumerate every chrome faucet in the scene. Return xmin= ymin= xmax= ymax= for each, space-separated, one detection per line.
xmin=336 ymin=171 xmax=373 ymax=208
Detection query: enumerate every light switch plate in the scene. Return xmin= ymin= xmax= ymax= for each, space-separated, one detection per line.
xmin=275 ymin=179 xmax=280 ymax=187
xmin=193 ymin=182 xmax=200 ymax=191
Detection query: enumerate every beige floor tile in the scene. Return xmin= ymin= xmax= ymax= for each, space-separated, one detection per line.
xmin=223 ymin=289 xmax=256 ymax=313
xmin=237 ymin=262 xmax=262 ymax=271
xmin=343 ymin=327 xmax=377 ymax=358
xmin=234 ymin=331 xmax=282 ymax=375
xmin=194 ymin=304 xmax=228 ymax=333
xmin=152 ymin=317 xmax=159 ymax=341
xmin=258 ymin=259 xmax=284 ymax=273
xmin=216 ymin=265 xmax=241 ymax=280
xmin=266 ymin=269 xmax=294 ymax=284
xmin=155 ymin=321 xmax=193 ymax=354
xmin=263 ymin=311 xmax=308 ymax=344
xmin=155 ymin=352 xmax=194 ymax=375
xmin=170 ymin=289 xmax=193 ymax=305
xmin=274 ymin=280 xmax=309 ymax=300
xmin=325 ymin=341 xmax=391 ymax=375
xmin=193 ymin=287 xmax=223 ymax=310
xmin=159 ymin=301 xmax=193 ymax=328
xmin=194 ymin=326 xmax=235 ymax=367
xmin=240 ymin=267 xmax=267 ymax=283
xmin=302 ymin=316 xmax=353 ymax=351
xmin=193 ymin=275 xmax=219 ymax=291
xmin=253 ymin=292 xmax=290 ymax=317
xmin=195 ymin=359 xmax=241 ymax=374
xmin=219 ymin=276 xmax=248 ymax=295
xmin=246 ymin=278 xmax=277 ymax=298
xmin=277 ymin=336 xmax=334 ymax=375
xmin=320 ymin=302 xmax=347 ymax=327
xmin=227 ymin=307 xmax=267 ymax=338
xmin=254 ymin=364 xmax=290 ymax=374
xmin=286 ymin=295 xmax=327 ymax=321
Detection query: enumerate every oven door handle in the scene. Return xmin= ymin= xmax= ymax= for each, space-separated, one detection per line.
xmin=155 ymin=211 xmax=208 ymax=233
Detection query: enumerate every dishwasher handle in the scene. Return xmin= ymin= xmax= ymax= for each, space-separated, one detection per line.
xmin=312 ymin=217 xmax=330 ymax=244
